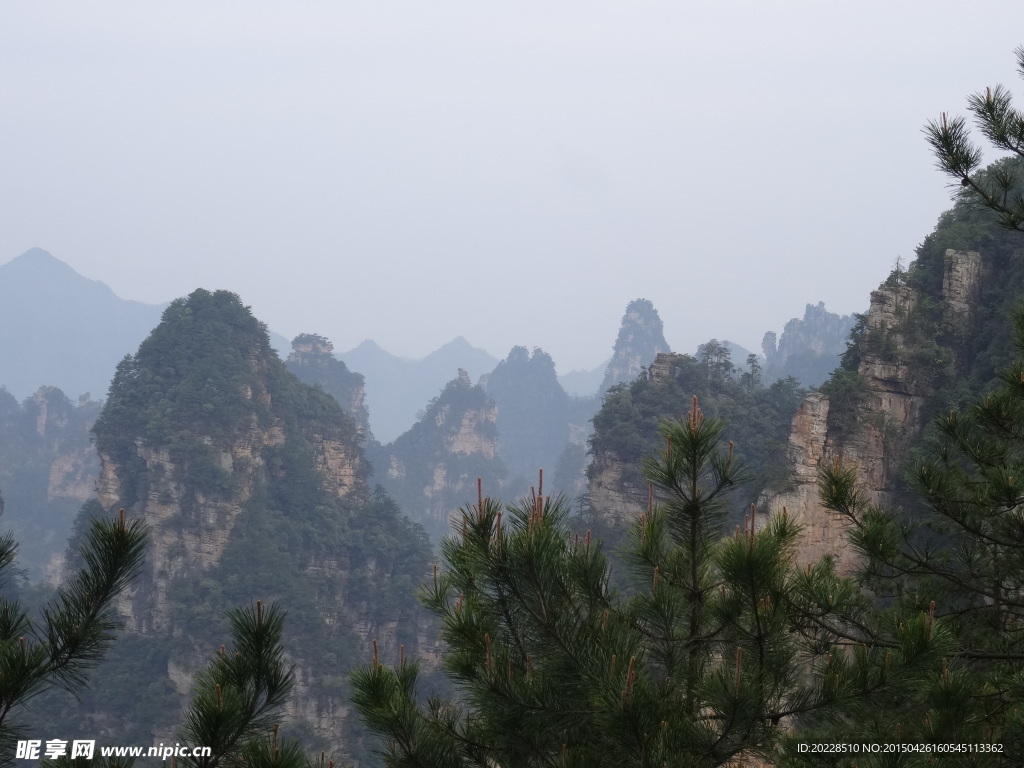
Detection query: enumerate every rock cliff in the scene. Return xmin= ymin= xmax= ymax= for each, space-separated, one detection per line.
xmin=760 ymin=250 xmax=985 ymax=572
xmin=762 ymin=302 xmax=855 ymax=387
xmin=0 ymin=386 xmax=101 ymax=581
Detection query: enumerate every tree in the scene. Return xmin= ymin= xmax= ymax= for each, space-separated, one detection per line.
xmin=924 ymin=46 xmax=1024 ymax=232
xmin=177 ymin=600 xmax=311 ymax=768
xmin=812 ymin=313 xmax=1024 ymax=763
xmin=0 ymin=510 xmax=147 ymax=767
xmin=351 ymin=402 xmax=930 ymax=767
xmin=41 ymin=599 xmax=316 ymax=768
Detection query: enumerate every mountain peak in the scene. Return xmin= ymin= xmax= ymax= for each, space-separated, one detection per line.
xmin=3 ymin=248 xmax=82 ymax=278
xmin=600 ymin=298 xmax=671 ymax=392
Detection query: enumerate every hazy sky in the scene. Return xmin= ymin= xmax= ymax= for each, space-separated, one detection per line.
xmin=3 ymin=2 xmax=1022 ymax=372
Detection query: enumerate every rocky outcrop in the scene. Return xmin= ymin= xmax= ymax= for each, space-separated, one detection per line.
xmin=586 ymin=453 xmax=648 ymax=526
xmin=762 ymin=302 xmax=856 ymax=387
xmin=600 ymin=299 xmax=671 ymax=393
xmin=648 ymin=352 xmax=690 ymax=382
xmin=756 ymin=393 xmax=861 ymax=573
xmin=943 ymin=249 xmax=985 ymax=332
xmin=760 ymin=255 xmax=986 ymax=572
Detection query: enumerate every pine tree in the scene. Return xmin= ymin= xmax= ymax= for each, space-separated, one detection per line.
xmin=351 ymin=400 xmax=929 ymax=767
xmin=176 ymin=600 xmax=312 ymax=768
xmin=41 ymin=599 xmax=318 ymax=768
xmin=0 ymin=510 xmax=147 ymax=767
xmin=924 ymin=46 xmax=1024 ymax=232
xmin=812 ymin=313 xmax=1024 ymax=764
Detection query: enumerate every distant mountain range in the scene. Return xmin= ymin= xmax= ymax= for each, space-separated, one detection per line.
xmin=0 ymin=249 xmax=167 ymax=401
xmin=338 ymin=337 xmax=499 ymax=443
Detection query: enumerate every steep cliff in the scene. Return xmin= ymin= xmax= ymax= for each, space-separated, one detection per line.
xmin=0 ymin=386 xmax=100 ymax=581
xmin=372 ymin=369 xmax=506 ymax=541
xmin=47 ymin=289 xmax=432 ymax=761
xmin=761 ymin=302 xmax=855 ymax=387
xmin=599 ymin=298 xmax=671 ymax=393
xmin=760 ymin=247 xmax=993 ymax=573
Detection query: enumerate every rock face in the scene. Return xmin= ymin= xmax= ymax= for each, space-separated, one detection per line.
xmin=586 ymin=451 xmax=648 ymax=526
xmin=600 ymin=299 xmax=671 ymax=393
xmin=942 ymin=249 xmax=986 ymax=338
xmin=0 ymin=386 xmax=101 ymax=581
xmin=762 ymin=302 xmax=856 ymax=387
xmin=760 ymin=251 xmax=984 ymax=572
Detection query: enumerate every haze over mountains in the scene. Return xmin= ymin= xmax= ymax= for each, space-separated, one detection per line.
xmin=0 ymin=248 xmax=854 ymax=444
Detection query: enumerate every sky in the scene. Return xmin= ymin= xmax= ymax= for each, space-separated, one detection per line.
xmin=2 ymin=2 xmax=1023 ymax=373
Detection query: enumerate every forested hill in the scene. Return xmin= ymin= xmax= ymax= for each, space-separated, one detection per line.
xmin=33 ymin=289 xmax=433 ymax=763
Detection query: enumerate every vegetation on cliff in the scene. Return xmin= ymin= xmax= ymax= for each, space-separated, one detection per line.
xmin=801 ymin=314 xmax=1024 ymax=760
xmin=285 ymin=333 xmax=371 ymax=439
xmin=371 ymin=374 xmax=506 ymax=543
xmin=0 ymin=387 xmax=100 ymax=580
xmin=599 ymin=299 xmax=671 ymax=394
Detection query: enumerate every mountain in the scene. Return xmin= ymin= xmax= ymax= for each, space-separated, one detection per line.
xmin=762 ymin=172 xmax=1024 ymax=576
xmin=369 ymin=369 xmax=506 ymax=541
xmin=599 ymin=298 xmax=671 ymax=393
xmin=558 ymin=360 xmax=608 ymax=397
xmin=485 ymin=347 xmax=569 ymax=487
xmin=0 ymin=249 xmax=292 ymax=401
xmin=284 ymin=333 xmax=372 ymax=438
xmin=0 ymin=249 xmax=165 ymax=400
xmin=339 ymin=336 xmax=498 ymax=442
xmin=35 ymin=289 xmax=433 ymax=762
xmin=761 ymin=301 xmax=856 ymax=386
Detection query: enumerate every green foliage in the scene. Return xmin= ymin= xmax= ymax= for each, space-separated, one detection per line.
xmin=589 ymin=347 xmax=804 ymax=511
xmin=924 ymin=46 xmax=1024 ymax=232
xmin=177 ymin=601 xmax=305 ymax=768
xmin=375 ymin=376 xmax=506 ymax=542
xmin=818 ymin=369 xmax=869 ymax=442
xmin=285 ymin=334 xmax=370 ymax=436
xmin=46 ymin=289 xmax=432 ymax=763
xmin=0 ymin=512 xmax=147 ymax=767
